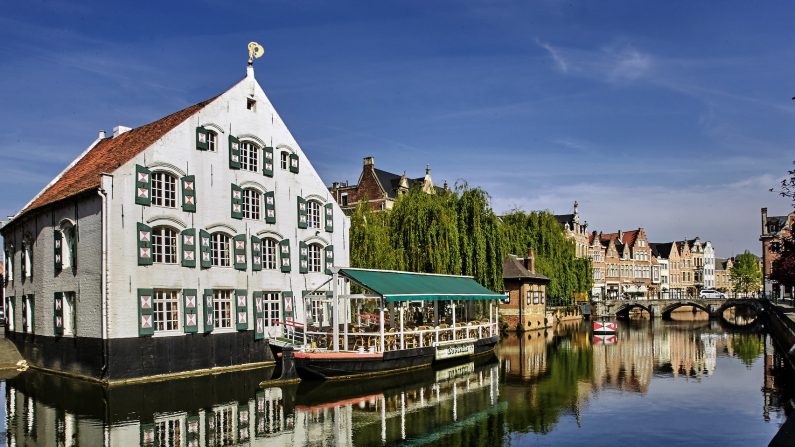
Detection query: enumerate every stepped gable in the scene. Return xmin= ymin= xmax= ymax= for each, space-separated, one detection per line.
xmin=19 ymin=96 xmax=218 ymax=218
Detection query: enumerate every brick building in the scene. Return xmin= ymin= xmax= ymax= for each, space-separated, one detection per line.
xmin=500 ymin=249 xmax=550 ymax=331
xmin=590 ymin=229 xmax=655 ymax=299
xmin=328 ymin=156 xmax=439 ymax=213
xmin=714 ymin=257 xmax=734 ymax=292
xmin=760 ymin=207 xmax=794 ymax=297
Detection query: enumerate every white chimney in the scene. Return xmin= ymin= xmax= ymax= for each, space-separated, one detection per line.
xmin=98 ymin=130 xmax=106 ymax=139
xmin=113 ymin=126 xmax=131 ymax=137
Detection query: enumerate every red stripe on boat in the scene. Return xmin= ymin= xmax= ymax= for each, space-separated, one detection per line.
xmin=293 ymin=351 xmax=384 ymax=359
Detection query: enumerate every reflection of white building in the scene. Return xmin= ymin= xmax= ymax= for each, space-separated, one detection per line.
xmin=6 ymin=363 xmax=501 ymax=447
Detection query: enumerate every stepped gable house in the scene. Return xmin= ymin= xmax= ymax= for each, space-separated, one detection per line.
xmin=554 ymin=201 xmax=589 ymax=258
xmin=328 ymin=156 xmax=441 ymax=213
xmin=0 ymin=63 xmax=350 ymax=383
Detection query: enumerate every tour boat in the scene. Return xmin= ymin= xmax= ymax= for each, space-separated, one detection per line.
xmin=272 ymin=268 xmax=503 ymax=381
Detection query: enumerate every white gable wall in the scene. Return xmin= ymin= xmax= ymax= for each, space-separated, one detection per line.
xmin=105 ymin=69 xmax=350 ymax=339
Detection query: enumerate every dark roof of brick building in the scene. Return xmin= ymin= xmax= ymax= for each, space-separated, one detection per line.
xmin=373 ymin=168 xmax=426 ymax=200
xmin=502 ymin=255 xmax=549 ymax=282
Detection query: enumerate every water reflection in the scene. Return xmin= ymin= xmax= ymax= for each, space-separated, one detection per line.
xmin=3 ymin=319 xmax=793 ymax=446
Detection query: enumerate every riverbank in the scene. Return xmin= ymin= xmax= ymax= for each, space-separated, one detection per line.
xmin=764 ymin=301 xmax=795 ymax=447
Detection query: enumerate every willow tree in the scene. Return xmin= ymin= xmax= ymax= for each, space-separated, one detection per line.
xmin=349 ymin=202 xmax=399 ymax=271
xmin=455 ymin=184 xmax=504 ymax=291
xmin=500 ymin=210 xmax=592 ymax=305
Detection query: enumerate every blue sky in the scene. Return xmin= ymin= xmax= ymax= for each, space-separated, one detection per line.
xmin=1 ymin=0 xmax=793 ymax=257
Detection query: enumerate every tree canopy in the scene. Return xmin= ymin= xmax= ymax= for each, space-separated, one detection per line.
xmin=730 ymin=251 xmax=762 ymax=295
xmin=349 ymin=186 xmax=592 ymax=304
xmin=770 ymin=235 xmax=795 ymax=289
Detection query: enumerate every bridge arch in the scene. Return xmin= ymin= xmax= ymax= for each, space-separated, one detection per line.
xmin=661 ymin=301 xmax=711 ymax=319
xmin=615 ymin=303 xmax=652 ymax=319
xmin=716 ymin=300 xmax=763 ymax=325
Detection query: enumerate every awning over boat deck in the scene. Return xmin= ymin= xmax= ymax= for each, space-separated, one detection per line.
xmin=338 ymin=268 xmax=505 ymax=303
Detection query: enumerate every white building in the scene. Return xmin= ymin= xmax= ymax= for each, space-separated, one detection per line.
xmin=703 ymin=241 xmax=715 ymax=289
xmin=1 ymin=62 xmax=349 ymax=383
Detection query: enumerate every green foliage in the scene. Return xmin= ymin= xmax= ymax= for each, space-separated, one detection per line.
xmin=500 ymin=210 xmax=593 ymax=305
xmin=730 ymin=333 xmax=764 ymax=368
xmin=730 ymin=251 xmax=762 ymax=295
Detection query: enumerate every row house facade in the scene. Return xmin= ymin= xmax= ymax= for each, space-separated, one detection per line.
xmin=327 ymin=156 xmax=440 ymax=213
xmin=0 ymin=64 xmax=350 ymax=383
xmin=554 ymin=201 xmax=589 ymax=258
xmin=760 ymin=207 xmax=794 ymax=297
xmin=684 ymin=238 xmax=715 ymax=290
xmin=714 ymin=257 xmax=734 ymax=292
xmin=589 ymin=228 xmax=658 ymax=299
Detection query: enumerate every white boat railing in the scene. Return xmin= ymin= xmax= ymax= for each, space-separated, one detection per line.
xmin=303 ymin=321 xmax=498 ymax=353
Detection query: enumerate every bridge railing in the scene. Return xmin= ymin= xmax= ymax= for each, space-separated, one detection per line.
xmin=591 ymin=292 xmax=768 ymax=302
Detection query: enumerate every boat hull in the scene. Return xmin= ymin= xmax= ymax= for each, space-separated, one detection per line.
xmin=292 ymin=335 xmax=500 ymax=381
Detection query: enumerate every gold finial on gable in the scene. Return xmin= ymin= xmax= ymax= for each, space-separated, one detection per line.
xmin=248 ymin=42 xmax=265 ymax=65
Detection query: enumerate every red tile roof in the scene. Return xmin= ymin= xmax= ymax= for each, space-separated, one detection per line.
xmin=19 ymin=97 xmax=216 ymax=218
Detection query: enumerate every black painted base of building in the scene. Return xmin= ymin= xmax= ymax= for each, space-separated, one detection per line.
xmin=5 ymin=330 xmax=274 ymax=382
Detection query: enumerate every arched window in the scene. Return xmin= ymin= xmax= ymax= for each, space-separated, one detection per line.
xmin=242 ymin=188 xmax=261 ymax=220
xmin=206 ymin=130 xmax=218 ymax=152
xmin=307 ymin=201 xmax=322 ymax=229
xmin=262 ymin=238 xmax=278 ymax=270
xmin=152 ymin=226 xmax=178 ymax=264
xmin=308 ymin=243 xmax=323 ymax=273
xmin=211 ymin=233 xmax=231 ymax=267
xmin=59 ymin=221 xmax=76 ymax=269
xmin=22 ymin=238 xmax=32 ymax=279
xmin=151 ymin=171 xmax=178 ymax=208
xmin=240 ymin=142 xmax=259 ymax=172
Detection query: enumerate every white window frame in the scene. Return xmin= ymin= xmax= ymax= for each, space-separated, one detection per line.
xmin=263 ymin=238 xmax=278 ymax=270
xmin=59 ymin=224 xmax=73 ymax=269
xmin=280 ymin=151 xmax=289 ymax=170
xmin=23 ymin=295 xmax=33 ymax=333
xmin=308 ymin=243 xmax=322 ymax=273
xmin=7 ymin=299 xmax=14 ymax=331
xmin=152 ymin=226 xmax=178 ymax=264
xmin=23 ymin=241 xmax=31 ymax=278
xmin=211 ymin=233 xmax=231 ymax=267
xmin=240 ymin=141 xmax=259 ymax=172
xmin=242 ymin=189 xmax=261 ymax=220
xmin=151 ymin=171 xmax=178 ymax=208
xmin=214 ymin=290 xmax=233 ymax=329
xmin=155 ymin=415 xmax=185 ymax=447
xmin=307 ymin=201 xmax=322 ymax=229
xmin=63 ymin=292 xmax=76 ymax=336
xmin=264 ymin=292 xmax=281 ymax=327
xmin=207 ymin=131 xmax=217 ymax=152
xmin=153 ymin=289 xmax=181 ymax=333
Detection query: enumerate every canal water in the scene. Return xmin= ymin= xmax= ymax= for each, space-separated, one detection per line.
xmin=1 ymin=319 xmax=792 ymax=446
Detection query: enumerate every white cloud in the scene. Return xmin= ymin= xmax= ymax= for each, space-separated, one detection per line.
xmin=536 ymin=39 xmax=568 ymax=73
xmin=536 ymin=39 xmax=654 ymax=84
xmin=609 ymin=47 xmax=652 ymax=81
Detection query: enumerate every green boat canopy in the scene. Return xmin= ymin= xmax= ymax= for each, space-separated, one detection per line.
xmin=338 ymin=268 xmax=505 ymax=303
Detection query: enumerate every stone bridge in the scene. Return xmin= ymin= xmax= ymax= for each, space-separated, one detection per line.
xmin=592 ymin=297 xmax=764 ymax=322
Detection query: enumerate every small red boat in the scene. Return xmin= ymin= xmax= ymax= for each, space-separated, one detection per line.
xmin=593 ymin=321 xmax=617 ymax=335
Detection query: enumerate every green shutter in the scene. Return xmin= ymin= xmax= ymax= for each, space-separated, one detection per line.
xmin=235 ymin=289 xmax=248 ymax=331
xmin=135 ymin=164 xmax=151 ymax=206
xmin=279 ymin=239 xmax=291 ymax=273
xmin=289 ymin=153 xmax=299 ymax=173
xmin=53 ymin=292 xmax=64 ymax=336
xmin=231 ymin=184 xmax=243 ymax=219
xmin=186 ymin=413 xmax=200 ymax=445
xmin=196 ymin=126 xmax=209 ymax=150
xmin=181 ymin=175 xmax=196 ymax=212
xmin=137 ymin=223 xmax=153 ymax=265
xmin=140 ymin=423 xmax=157 ymax=447
xmin=20 ymin=243 xmax=26 ymax=279
xmin=54 ymin=229 xmax=63 ymax=273
xmin=282 ymin=291 xmax=294 ymax=336
xmin=181 ymin=228 xmax=196 ymax=268
xmin=264 ymin=191 xmax=276 ymax=224
xmin=203 ymin=289 xmax=214 ymax=333
xmin=324 ymin=245 xmax=334 ymax=275
xmin=325 ymin=203 xmax=334 ymax=233
xmin=233 ymin=234 xmax=247 ymax=271
xmin=229 ymin=135 xmax=241 ymax=169
xmin=253 ymin=291 xmax=265 ymax=340
xmin=138 ymin=288 xmax=154 ymax=336
xmin=183 ymin=289 xmax=198 ymax=333
xmin=199 ymin=230 xmax=211 ymax=269
xmin=69 ymin=225 xmax=77 ymax=269
xmin=251 ymin=236 xmax=262 ymax=271
xmin=263 ymin=146 xmax=274 ymax=177
xmin=297 ymin=196 xmax=308 ymax=229
xmin=299 ymin=241 xmax=308 ymax=274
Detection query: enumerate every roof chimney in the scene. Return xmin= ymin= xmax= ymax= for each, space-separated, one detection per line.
xmin=761 ymin=207 xmax=768 ymax=235
xmin=98 ymin=130 xmax=106 ymax=139
xmin=618 ymin=229 xmax=624 ymax=241
xmin=363 ymin=156 xmax=375 ymax=167
xmin=525 ymin=247 xmax=536 ymax=274
xmin=113 ymin=126 xmax=131 ymax=138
